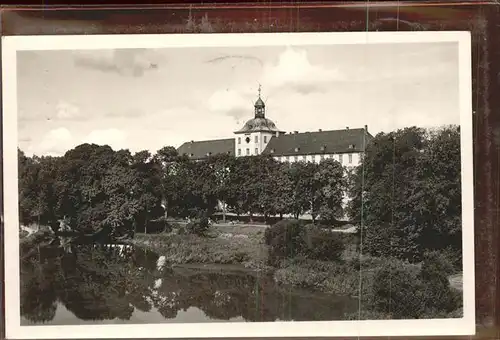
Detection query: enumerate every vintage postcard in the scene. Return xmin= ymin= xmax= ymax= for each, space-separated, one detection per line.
xmin=2 ymin=31 xmax=474 ymax=338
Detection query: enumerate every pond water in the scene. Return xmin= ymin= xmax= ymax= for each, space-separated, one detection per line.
xmin=20 ymin=243 xmax=357 ymax=325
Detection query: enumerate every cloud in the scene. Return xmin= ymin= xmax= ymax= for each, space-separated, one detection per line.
xmin=261 ymin=47 xmax=344 ymax=94
xmin=38 ymin=127 xmax=74 ymax=156
xmin=206 ymin=55 xmax=263 ymax=67
xmin=83 ymin=128 xmax=127 ymax=150
xmin=55 ymin=100 xmax=84 ymax=120
xmin=73 ymin=49 xmax=160 ymax=77
xmin=206 ymin=89 xmax=252 ymax=119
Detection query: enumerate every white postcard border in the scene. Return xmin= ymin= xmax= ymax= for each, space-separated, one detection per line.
xmin=2 ymin=31 xmax=475 ymax=339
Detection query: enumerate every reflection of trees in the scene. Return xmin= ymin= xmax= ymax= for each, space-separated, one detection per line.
xmin=21 ymin=245 xmax=356 ymax=324
xmin=20 ymin=259 xmax=59 ymax=323
xmin=153 ymin=271 xmax=356 ymax=322
xmin=20 ymin=245 xmax=160 ymax=323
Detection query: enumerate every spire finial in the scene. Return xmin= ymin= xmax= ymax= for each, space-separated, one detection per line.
xmin=254 ymin=83 xmax=265 ymax=118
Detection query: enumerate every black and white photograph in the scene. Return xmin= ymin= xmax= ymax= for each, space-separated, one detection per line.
xmin=3 ymin=31 xmax=474 ymax=338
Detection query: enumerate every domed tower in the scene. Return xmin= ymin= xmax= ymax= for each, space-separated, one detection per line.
xmin=234 ymin=85 xmax=284 ymax=157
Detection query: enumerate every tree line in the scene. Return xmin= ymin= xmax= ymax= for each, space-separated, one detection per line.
xmin=18 ymin=124 xmax=462 ymax=262
xmin=347 ymin=125 xmax=462 ymax=263
xmin=18 ymin=142 xmax=345 ymax=235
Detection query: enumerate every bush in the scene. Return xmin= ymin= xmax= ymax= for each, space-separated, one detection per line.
xmin=439 ymin=246 xmax=463 ymax=273
xmin=265 ymin=220 xmax=307 ymax=263
xmin=369 ymin=257 xmax=462 ymax=319
xmin=303 ymin=225 xmax=345 ymax=262
xmin=185 ymin=217 xmax=210 ymax=236
xmin=419 ymin=251 xmax=462 ymax=314
xmin=420 ymin=251 xmax=455 ymax=279
xmin=370 ymin=261 xmax=426 ymax=318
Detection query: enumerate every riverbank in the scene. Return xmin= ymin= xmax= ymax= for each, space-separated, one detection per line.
xmin=133 ymin=224 xmax=271 ymax=271
xmin=133 ymin=222 xmax=464 ymax=319
xmin=19 ymin=221 xmax=463 ymax=319
xmin=134 ymin=224 xmax=394 ymax=298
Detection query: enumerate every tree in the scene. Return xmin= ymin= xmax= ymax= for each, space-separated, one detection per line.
xmin=154 ymin=146 xmax=180 ymax=219
xmin=313 ymin=158 xmax=345 ymax=223
xmin=270 ymin=163 xmax=294 ymax=220
xmin=288 ymin=161 xmax=316 ymax=219
xmin=18 ymin=152 xmax=61 ymax=227
xmin=347 ymin=125 xmax=462 ymax=262
xmin=129 ymin=150 xmax=163 ymax=233
xmin=207 ymin=153 xmax=234 ymax=222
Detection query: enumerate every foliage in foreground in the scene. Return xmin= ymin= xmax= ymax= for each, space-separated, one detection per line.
xmin=264 ymin=220 xmax=346 ymax=264
xmin=273 ymin=252 xmax=462 ymax=320
xmin=348 ymin=126 xmax=462 ymax=263
xmin=369 ymin=253 xmax=461 ymax=319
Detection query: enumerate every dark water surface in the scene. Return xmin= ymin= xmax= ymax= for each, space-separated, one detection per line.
xmin=20 ymin=244 xmax=357 ymax=325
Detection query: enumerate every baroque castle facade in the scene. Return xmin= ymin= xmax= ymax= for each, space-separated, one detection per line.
xmin=178 ymin=87 xmax=373 ymax=168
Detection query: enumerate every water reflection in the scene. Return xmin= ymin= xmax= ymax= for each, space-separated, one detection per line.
xmin=20 ymin=243 xmax=357 ymax=325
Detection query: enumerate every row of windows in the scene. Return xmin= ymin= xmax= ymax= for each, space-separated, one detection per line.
xmin=238 ymin=148 xmax=259 ymax=156
xmin=237 ymin=136 xmax=268 ymax=144
xmin=279 ymin=153 xmax=353 ymax=164
xmin=235 ymin=150 xmax=355 ymax=164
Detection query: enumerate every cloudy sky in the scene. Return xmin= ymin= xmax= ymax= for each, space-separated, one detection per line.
xmin=17 ymin=41 xmax=459 ymax=156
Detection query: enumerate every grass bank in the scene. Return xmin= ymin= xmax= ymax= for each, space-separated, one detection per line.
xmin=133 ymin=224 xmax=271 ymax=271
xmin=133 ymin=223 xmax=399 ymax=298
xmin=272 ymin=255 xmax=391 ymax=297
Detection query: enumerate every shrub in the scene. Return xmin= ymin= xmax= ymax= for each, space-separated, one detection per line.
xmin=420 ymin=251 xmax=455 ymax=279
xmin=303 ymin=225 xmax=345 ymax=262
xmin=265 ymin=220 xmax=307 ymax=263
xmin=419 ymin=251 xmax=462 ymax=313
xmin=370 ymin=261 xmax=426 ymax=319
xmin=370 ymin=258 xmax=462 ymax=319
xmin=439 ymin=246 xmax=463 ymax=273
xmin=185 ymin=216 xmax=210 ymax=236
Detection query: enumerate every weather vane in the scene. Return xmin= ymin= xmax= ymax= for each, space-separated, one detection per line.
xmin=257 ymin=82 xmax=262 ymax=97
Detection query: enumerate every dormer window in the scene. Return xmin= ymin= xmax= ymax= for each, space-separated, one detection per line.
xmin=320 ymin=145 xmax=326 ymax=151
xmin=349 ymin=144 xmax=355 ymax=149
xmin=294 ymin=147 xmax=300 ymax=152
xmin=190 ymin=153 xmax=194 ymax=157
xmin=270 ymin=149 xmax=275 ymax=154
xmin=206 ymin=152 xmax=212 ymax=157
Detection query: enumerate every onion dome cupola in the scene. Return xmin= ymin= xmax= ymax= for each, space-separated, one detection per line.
xmin=234 ymin=85 xmax=285 ymax=135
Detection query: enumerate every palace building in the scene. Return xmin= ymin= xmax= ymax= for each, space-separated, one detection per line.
xmin=177 ymin=87 xmax=374 ymax=168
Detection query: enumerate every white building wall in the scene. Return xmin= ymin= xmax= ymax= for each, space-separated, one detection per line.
xmin=271 ymin=152 xmax=362 ymax=166
xmin=235 ymin=135 xmax=243 ymax=157
xmin=235 ymin=131 xmax=277 ymax=157
xmin=260 ymin=132 xmax=274 ymax=153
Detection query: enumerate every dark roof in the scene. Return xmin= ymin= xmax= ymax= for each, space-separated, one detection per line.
xmin=177 ymin=127 xmax=373 ymax=160
xmin=254 ymin=97 xmax=265 ymax=108
xmin=177 ymin=138 xmax=234 ymax=160
xmin=261 ymin=127 xmax=373 ymax=156
xmin=234 ymin=117 xmax=284 ymax=134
